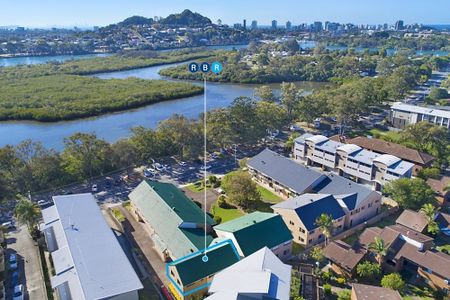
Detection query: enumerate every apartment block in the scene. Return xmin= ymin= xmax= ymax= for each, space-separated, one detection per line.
xmin=294 ymin=134 xmax=414 ymax=190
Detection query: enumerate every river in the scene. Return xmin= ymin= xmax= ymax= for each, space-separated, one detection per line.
xmin=0 ymin=51 xmax=325 ymax=150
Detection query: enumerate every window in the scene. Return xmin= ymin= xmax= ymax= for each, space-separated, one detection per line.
xmin=368 ymin=203 xmax=373 ymax=208
xmin=289 ymin=220 xmax=294 ymax=225
xmin=309 ymin=229 xmax=315 ymax=234
xmin=300 ymin=228 xmax=305 ymax=233
xmin=299 ymin=237 xmax=305 ymax=242
xmin=284 ymin=250 xmax=288 ymax=255
xmin=309 ymin=239 xmax=313 ymax=244
xmin=171 ymin=270 xmax=175 ymax=276
xmin=361 ymin=205 xmax=365 ymax=210
xmin=177 ymin=279 xmax=181 ymax=285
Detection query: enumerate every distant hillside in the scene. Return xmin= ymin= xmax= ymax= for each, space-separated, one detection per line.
xmin=119 ymin=16 xmax=153 ymax=26
xmin=160 ymin=9 xmax=211 ymax=27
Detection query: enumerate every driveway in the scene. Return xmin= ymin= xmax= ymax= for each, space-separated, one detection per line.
xmin=181 ymin=187 xmax=218 ymax=212
xmin=5 ymin=225 xmax=46 ymax=300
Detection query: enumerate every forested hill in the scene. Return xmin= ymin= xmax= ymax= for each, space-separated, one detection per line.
xmin=160 ymin=9 xmax=212 ymax=27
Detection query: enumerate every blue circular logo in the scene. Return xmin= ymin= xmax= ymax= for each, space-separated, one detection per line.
xmin=202 ymin=255 xmax=209 ymax=263
xmin=188 ymin=62 xmax=199 ymax=73
xmin=211 ymin=62 xmax=223 ymax=74
xmin=200 ymin=62 xmax=210 ymax=73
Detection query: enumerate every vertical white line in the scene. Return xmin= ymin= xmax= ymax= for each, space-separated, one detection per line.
xmin=204 ymin=76 xmax=207 ymax=254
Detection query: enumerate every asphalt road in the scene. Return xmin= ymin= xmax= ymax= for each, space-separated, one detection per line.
xmin=4 ymin=225 xmax=46 ymax=300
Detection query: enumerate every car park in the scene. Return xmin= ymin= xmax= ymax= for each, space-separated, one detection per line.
xmin=12 ymin=284 xmax=24 ymax=300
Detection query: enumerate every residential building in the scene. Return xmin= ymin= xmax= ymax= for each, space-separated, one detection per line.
xmin=323 ymin=241 xmax=367 ymax=278
xmin=435 ymin=212 xmax=450 ymax=236
xmin=41 ymin=194 xmax=143 ymax=300
xmin=271 ymin=20 xmax=277 ymax=29
xmin=272 ymin=194 xmax=346 ymax=247
xmin=389 ymin=102 xmax=450 ymax=129
xmin=167 ymin=241 xmax=240 ymax=300
xmin=351 ymin=283 xmax=402 ymax=300
xmin=248 ymin=149 xmax=382 ymax=239
xmin=332 ymin=135 xmax=435 ymax=175
xmin=294 ymin=134 xmax=414 ymax=190
xmin=128 ymin=180 xmax=215 ymax=261
xmin=314 ymin=21 xmax=323 ymax=32
xmin=395 ymin=209 xmax=429 ymax=233
xmin=358 ymin=225 xmax=450 ymax=292
xmin=206 ymin=247 xmax=291 ymax=300
xmin=213 ymin=212 xmax=293 ymax=260
xmin=426 ymin=175 xmax=450 ymax=204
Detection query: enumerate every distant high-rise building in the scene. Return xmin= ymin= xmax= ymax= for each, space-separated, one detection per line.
xmin=251 ymin=20 xmax=258 ymax=30
xmin=313 ymin=21 xmax=323 ymax=32
xmin=395 ymin=20 xmax=404 ymax=31
xmin=233 ymin=23 xmax=242 ymax=29
xmin=286 ymin=21 xmax=292 ymax=30
xmin=243 ymin=19 xmax=247 ymax=30
xmin=272 ymin=20 xmax=278 ymax=29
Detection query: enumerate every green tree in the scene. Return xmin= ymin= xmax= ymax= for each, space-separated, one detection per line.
xmin=280 ymin=82 xmax=302 ymax=120
xmin=309 ymin=246 xmax=325 ymax=263
xmin=417 ymin=167 xmax=441 ymax=180
xmin=111 ymin=139 xmax=139 ymax=175
xmin=420 ymin=203 xmax=440 ymax=235
xmin=428 ymin=87 xmax=449 ymax=101
xmin=383 ymin=178 xmax=436 ymax=209
xmin=356 ymin=261 xmax=381 ymax=278
xmin=381 ymin=273 xmax=405 ymax=292
xmin=368 ymin=237 xmax=387 ymax=266
xmin=62 ymin=133 xmax=112 ymax=180
xmin=255 ymin=101 xmax=287 ymax=132
xmin=254 ymin=85 xmax=276 ymax=102
xmin=14 ymin=195 xmax=41 ymax=233
xmin=315 ymin=213 xmax=334 ymax=246
xmin=337 ymin=289 xmax=352 ymax=300
xmin=296 ymin=94 xmax=327 ymax=126
xmin=285 ymin=133 xmax=300 ymax=151
xmin=129 ymin=126 xmax=161 ymax=162
xmin=221 ymin=171 xmax=261 ymax=211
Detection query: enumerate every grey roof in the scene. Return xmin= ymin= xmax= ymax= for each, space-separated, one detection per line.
xmin=207 ymin=247 xmax=291 ymax=300
xmin=294 ymin=133 xmax=314 ymax=144
xmin=373 ymin=154 xmax=401 ymax=167
xmin=313 ymin=173 xmax=379 ymax=210
xmin=249 ymin=149 xmax=380 ymax=211
xmin=247 ymin=149 xmax=326 ymax=194
xmin=272 ymin=194 xmax=346 ymax=230
xmin=43 ymin=193 xmax=143 ymax=300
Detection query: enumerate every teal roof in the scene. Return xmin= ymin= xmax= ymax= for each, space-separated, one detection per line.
xmin=214 ymin=212 xmax=293 ymax=256
xmin=174 ymin=243 xmax=240 ymax=286
xmin=129 ymin=180 xmax=214 ymax=259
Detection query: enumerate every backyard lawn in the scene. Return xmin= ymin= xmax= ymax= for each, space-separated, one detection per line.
xmin=185 ymin=181 xmax=212 ymax=193
xmin=257 ymin=185 xmax=283 ymax=203
xmin=210 ymin=203 xmax=244 ymax=223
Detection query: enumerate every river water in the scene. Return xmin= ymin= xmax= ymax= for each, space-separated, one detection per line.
xmin=0 ymin=48 xmax=324 ymax=150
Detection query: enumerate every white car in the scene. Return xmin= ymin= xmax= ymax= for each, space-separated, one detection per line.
xmin=91 ymin=184 xmax=98 ymax=192
xmin=179 ymin=161 xmax=187 ymax=167
xmin=13 ymin=284 xmax=24 ymax=300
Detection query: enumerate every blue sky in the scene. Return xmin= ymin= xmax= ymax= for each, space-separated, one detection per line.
xmin=1 ymin=0 xmax=450 ymax=27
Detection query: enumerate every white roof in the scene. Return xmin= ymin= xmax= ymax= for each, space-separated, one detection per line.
xmin=391 ymin=102 xmax=450 ymax=119
xmin=337 ymin=144 xmax=362 ymax=154
xmin=373 ymin=154 xmax=401 ymax=167
xmin=305 ymin=134 xmax=329 ymax=144
xmin=43 ymin=194 xmax=143 ymax=300
xmin=208 ymin=247 xmax=291 ymax=300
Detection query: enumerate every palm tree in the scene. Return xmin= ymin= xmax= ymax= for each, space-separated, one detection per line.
xmin=14 ymin=195 xmax=41 ymax=233
xmin=368 ymin=237 xmax=387 ymax=266
xmin=420 ymin=203 xmax=440 ymax=235
xmin=420 ymin=203 xmax=437 ymax=222
xmin=315 ymin=213 xmax=334 ymax=246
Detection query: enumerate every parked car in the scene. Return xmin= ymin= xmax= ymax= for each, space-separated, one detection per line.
xmin=153 ymin=163 xmax=165 ymax=172
xmin=144 ymin=169 xmax=155 ymax=178
xmin=13 ymin=284 xmax=24 ymax=300
xmin=179 ymin=161 xmax=187 ymax=167
xmin=91 ymin=184 xmax=98 ymax=192
xmin=11 ymin=270 xmax=19 ymax=286
xmin=1 ymin=221 xmax=14 ymax=230
xmin=9 ymin=254 xmax=18 ymax=270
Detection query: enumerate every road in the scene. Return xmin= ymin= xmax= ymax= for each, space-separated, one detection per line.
xmin=4 ymin=225 xmax=46 ymax=300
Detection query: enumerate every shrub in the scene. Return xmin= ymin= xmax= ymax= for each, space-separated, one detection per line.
xmin=337 ymin=289 xmax=351 ymax=300
xmin=213 ymin=215 xmax=222 ymax=224
xmin=323 ymin=283 xmax=332 ymax=295
xmin=217 ymin=195 xmax=229 ymax=208
xmin=381 ymin=273 xmax=405 ymax=292
xmin=336 ymin=277 xmax=346 ymax=285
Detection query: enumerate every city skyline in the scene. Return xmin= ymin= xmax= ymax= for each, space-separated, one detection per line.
xmin=1 ymin=0 xmax=450 ymax=28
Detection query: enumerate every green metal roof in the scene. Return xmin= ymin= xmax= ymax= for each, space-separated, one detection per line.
xmin=129 ymin=180 xmax=214 ymax=259
xmin=174 ymin=243 xmax=240 ymax=286
xmin=214 ymin=212 xmax=293 ymax=257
